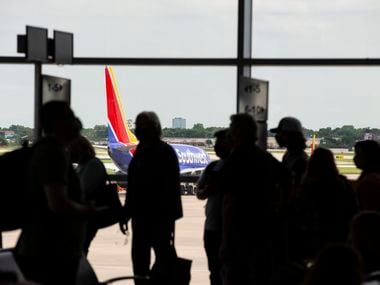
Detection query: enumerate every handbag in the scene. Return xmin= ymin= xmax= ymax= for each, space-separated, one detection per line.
xmin=150 ymin=224 xmax=192 ymax=285
xmin=91 ymin=174 xmax=123 ymax=229
xmin=170 ymin=254 xmax=192 ymax=285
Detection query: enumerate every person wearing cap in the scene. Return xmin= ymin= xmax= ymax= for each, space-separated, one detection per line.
xmin=220 ymin=113 xmax=291 ymax=285
xmin=270 ymin=117 xmax=308 ymax=192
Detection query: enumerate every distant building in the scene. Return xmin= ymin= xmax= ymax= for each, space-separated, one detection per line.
xmin=172 ymin=117 xmax=186 ymax=129
xmin=127 ymin=119 xmax=134 ymax=130
xmin=0 ymin=130 xmax=15 ymax=139
xmin=363 ymin=132 xmax=374 ymax=140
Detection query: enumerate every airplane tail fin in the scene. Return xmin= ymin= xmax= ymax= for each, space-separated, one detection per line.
xmin=105 ymin=66 xmax=138 ymax=145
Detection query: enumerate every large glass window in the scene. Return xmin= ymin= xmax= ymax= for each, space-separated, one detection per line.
xmin=253 ymin=67 xmax=380 ymax=130
xmin=252 ymin=0 xmax=380 ymax=58
xmin=23 ymin=65 xmax=236 ymax=128
xmin=0 ymin=65 xmax=34 ymax=127
xmin=0 ymin=1 xmax=237 ymax=58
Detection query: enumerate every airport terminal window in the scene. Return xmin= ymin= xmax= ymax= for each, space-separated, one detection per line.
xmin=253 ymin=67 xmax=380 ymax=130
xmin=2 ymin=2 xmax=380 ymax=284
xmin=43 ymin=65 xmax=236 ymax=128
xmin=0 ymin=65 xmax=34 ymax=127
xmin=0 ymin=1 xmax=237 ymax=58
xmin=1 ymin=2 xmax=379 ymax=130
xmin=252 ymin=1 xmax=379 ymax=58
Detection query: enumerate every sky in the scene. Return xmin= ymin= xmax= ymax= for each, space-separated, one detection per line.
xmin=0 ymin=0 xmax=380 ymax=130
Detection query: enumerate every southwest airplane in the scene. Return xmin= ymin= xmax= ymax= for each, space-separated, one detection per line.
xmin=105 ymin=66 xmax=211 ymax=175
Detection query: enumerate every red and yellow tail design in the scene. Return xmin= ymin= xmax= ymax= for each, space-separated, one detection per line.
xmin=105 ymin=66 xmax=138 ymax=145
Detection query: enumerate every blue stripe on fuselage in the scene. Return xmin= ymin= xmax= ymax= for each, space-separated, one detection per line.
xmin=171 ymin=144 xmax=211 ymax=172
xmin=108 ymin=123 xmax=118 ymax=144
xmin=108 ymin=142 xmax=133 ymax=173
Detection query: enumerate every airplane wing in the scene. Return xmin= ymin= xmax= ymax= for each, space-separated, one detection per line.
xmin=93 ymin=144 xmax=108 ymax=150
xmin=180 ymin=168 xmax=205 ymax=175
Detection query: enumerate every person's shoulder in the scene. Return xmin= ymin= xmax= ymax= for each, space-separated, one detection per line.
xmin=87 ymin=156 xmax=103 ymax=166
xmin=337 ymin=174 xmax=352 ymax=184
xmin=365 ymin=172 xmax=380 ymax=179
xmin=32 ymin=137 xmax=63 ymax=157
xmin=292 ymin=150 xmax=308 ymax=167
xmin=294 ymin=150 xmax=308 ymax=162
xmin=263 ymin=149 xmax=280 ymax=162
xmin=159 ymin=141 xmax=176 ymax=153
xmin=360 ymin=172 xmax=380 ymax=186
xmin=204 ymin=160 xmax=219 ymax=171
xmin=259 ymin=148 xmax=284 ymax=168
xmin=85 ymin=157 xmax=106 ymax=170
xmin=160 ymin=140 xmax=171 ymax=147
xmin=335 ymin=175 xmax=356 ymax=196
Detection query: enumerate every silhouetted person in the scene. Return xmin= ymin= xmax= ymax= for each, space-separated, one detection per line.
xmin=271 ymin=117 xmax=308 ymax=193
xmin=354 ymin=140 xmax=380 ymax=211
xmin=196 ymin=129 xmax=230 ymax=285
xmin=220 ymin=113 xmax=290 ymax=285
xmin=69 ymin=135 xmax=108 ymax=255
xmin=351 ymin=211 xmax=380 ymax=283
xmin=15 ymin=101 xmax=94 ymax=285
xmin=303 ymin=244 xmax=363 ymax=285
xmin=289 ymin=148 xmax=358 ymax=263
xmin=119 ymin=111 xmax=183 ymax=285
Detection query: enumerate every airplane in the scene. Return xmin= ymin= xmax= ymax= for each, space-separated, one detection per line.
xmin=105 ymin=66 xmax=211 ymax=175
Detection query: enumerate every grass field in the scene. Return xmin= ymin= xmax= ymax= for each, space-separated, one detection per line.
xmin=268 ymin=149 xmax=360 ymax=177
xmin=0 ymin=145 xmax=361 ymax=177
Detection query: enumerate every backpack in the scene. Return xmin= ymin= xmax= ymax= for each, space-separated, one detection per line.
xmin=0 ymin=145 xmax=34 ymax=231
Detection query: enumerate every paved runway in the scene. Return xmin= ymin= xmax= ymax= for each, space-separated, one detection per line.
xmin=1 ymin=196 xmax=209 ymax=285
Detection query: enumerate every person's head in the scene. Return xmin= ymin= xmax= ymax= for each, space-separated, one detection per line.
xmin=354 ymin=140 xmax=380 ymax=173
xmin=40 ymin=101 xmax=82 ymax=143
xmin=306 ymin=147 xmax=339 ymax=180
xmin=134 ymin=111 xmax=162 ymax=143
xmin=69 ymin=135 xmax=96 ymax=164
xmin=213 ymin=129 xmax=230 ymax=159
xmin=270 ymin=117 xmax=306 ymax=150
xmin=228 ymin=113 xmax=257 ymax=147
xmin=351 ymin=211 xmax=380 ymax=273
xmin=304 ymin=244 xmax=363 ymax=285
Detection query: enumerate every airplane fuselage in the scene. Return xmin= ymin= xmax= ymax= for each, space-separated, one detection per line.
xmin=108 ymin=141 xmax=211 ymax=174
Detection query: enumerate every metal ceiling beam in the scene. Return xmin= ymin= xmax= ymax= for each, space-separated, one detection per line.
xmin=1 ymin=56 xmax=380 ymax=66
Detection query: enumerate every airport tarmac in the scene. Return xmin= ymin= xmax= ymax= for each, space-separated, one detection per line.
xmin=1 ymin=196 xmax=209 ymax=285
xmin=0 ymin=158 xmax=359 ymax=285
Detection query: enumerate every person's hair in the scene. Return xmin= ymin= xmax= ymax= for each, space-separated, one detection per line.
xmin=354 ymin=140 xmax=380 ymax=173
xmin=40 ymin=101 xmax=74 ymax=134
xmin=69 ymin=135 xmax=96 ymax=164
xmin=305 ymin=147 xmax=339 ymax=181
xmin=214 ymin=129 xmax=228 ymax=140
xmin=230 ymin=113 xmax=257 ymax=143
xmin=135 ymin=111 xmax=162 ymax=138
xmin=304 ymin=244 xmax=363 ymax=285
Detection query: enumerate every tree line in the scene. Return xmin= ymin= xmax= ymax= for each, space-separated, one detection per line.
xmin=1 ymin=124 xmax=379 ymax=149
